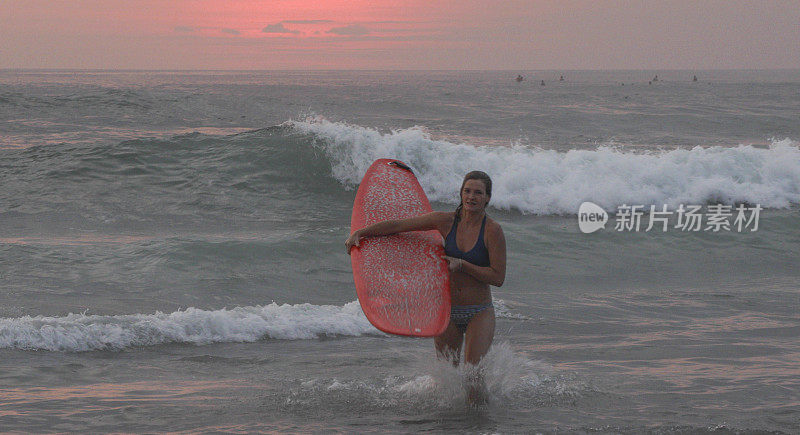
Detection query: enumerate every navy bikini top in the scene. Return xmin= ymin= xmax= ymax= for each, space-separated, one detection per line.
xmin=444 ymin=215 xmax=491 ymax=267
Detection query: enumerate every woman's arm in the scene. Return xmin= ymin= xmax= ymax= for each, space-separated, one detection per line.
xmin=443 ymin=222 xmax=506 ymax=287
xmin=345 ymin=211 xmax=449 ymax=254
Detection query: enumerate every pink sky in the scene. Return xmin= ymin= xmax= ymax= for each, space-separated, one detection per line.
xmin=2 ymin=0 xmax=799 ymax=69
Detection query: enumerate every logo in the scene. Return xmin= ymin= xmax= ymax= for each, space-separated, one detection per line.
xmin=577 ymin=203 xmax=762 ymax=234
xmin=578 ymin=202 xmax=608 ymax=233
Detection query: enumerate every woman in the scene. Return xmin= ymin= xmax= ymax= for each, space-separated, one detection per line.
xmin=345 ymin=171 xmax=506 ymax=370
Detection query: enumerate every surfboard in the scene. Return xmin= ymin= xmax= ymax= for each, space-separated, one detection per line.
xmin=350 ymin=159 xmax=450 ymax=337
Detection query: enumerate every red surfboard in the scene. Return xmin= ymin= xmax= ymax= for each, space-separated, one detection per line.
xmin=350 ymin=159 xmax=450 ymax=337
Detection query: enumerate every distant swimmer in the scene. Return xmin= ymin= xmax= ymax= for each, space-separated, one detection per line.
xmin=540 ymin=80 xmax=545 ymax=86
xmin=693 ymin=75 xmax=698 ymax=82
xmin=652 ymin=75 xmax=659 ymax=82
xmin=516 ymin=75 xmax=525 ymax=82
xmin=559 ymin=75 xmax=564 ymax=81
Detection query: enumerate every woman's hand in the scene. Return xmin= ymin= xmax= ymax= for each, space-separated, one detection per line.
xmin=442 ymin=255 xmax=463 ymax=273
xmin=345 ymin=231 xmax=362 ymax=254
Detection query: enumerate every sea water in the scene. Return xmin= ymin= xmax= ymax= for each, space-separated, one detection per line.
xmin=0 ymin=70 xmax=799 ymax=433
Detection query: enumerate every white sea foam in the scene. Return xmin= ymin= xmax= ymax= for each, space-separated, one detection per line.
xmin=0 ymin=301 xmax=377 ymax=352
xmin=291 ymin=118 xmax=800 ymax=214
xmin=402 ymin=341 xmax=552 ymax=406
xmin=0 ymin=299 xmax=528 ymax=352
xmin=285 ymin=342 xmax=587 ymax=411
xmin=493 ymin=298 xmax=534 ymax=320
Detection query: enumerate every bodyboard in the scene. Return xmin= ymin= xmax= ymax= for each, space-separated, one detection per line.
xmin=350 ymin=159 xmax=450 ymax=337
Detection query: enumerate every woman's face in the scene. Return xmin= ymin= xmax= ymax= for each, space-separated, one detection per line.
xmin=461 ymin=179 xmax=490 ymax=212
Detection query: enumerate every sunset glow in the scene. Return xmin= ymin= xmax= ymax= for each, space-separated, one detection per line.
xmin=2 ymin=0 xmax=799 ymax=69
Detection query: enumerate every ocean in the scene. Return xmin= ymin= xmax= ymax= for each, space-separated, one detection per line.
xmin=0 ymin=69 xmax=798 ymax=433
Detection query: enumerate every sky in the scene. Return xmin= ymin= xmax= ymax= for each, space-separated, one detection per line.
xmin=2 ymin=0 xmax=799 ymax=70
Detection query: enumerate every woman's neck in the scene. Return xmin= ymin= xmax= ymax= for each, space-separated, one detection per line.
xmin=460 ymin=209 xmax=485 ymax=226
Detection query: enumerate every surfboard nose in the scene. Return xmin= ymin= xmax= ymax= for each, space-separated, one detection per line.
xmin=387 ymin=160 xmax=413 ymax=173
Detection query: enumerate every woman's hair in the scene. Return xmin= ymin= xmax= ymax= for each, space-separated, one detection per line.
xmin=454 ymin=171 xmax=492 ymax=223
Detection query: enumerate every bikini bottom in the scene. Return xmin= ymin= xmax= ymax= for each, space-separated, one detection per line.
xmin=449 ymin=302 xmax=493 ymax=334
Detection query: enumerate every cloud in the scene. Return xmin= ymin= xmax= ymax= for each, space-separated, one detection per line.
xmin=174 ymin=26 xmax=194 ymax=33
xmin=262 ymin=23 xmax=301 ymax=34
xmin=327 ymin=24 xmax=370 ymax=36
xmin=282 ymin=20 xmax=334 ymax=24
xmin=221 ymin=28 xmax=240 ymax=35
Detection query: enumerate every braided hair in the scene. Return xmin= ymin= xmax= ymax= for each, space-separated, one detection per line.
xmin=453 ymin=171 xmax=492 ymax=225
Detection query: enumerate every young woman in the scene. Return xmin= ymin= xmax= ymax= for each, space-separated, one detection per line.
xmin=345 ymin=171 xmax=506 ymax=369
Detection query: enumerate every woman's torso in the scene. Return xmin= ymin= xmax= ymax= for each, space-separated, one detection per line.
xmin=439 ymin=212 xmax=493 ymax=306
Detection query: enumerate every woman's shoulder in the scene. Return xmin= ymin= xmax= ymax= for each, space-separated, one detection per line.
xmin=484 ymin=215 xmax=505 ymax=238
xmin=427 ymin=211 xmax=456 ymax=220
xmin=439 ymin=211 xmax=458 ymax=227
xmin=426 ymin=211 xmax=456 ymax=221
xmin=414 ymin=211 xmax=455 ymax=227
xmin=424 ymin=211 xmax=456 ymax=235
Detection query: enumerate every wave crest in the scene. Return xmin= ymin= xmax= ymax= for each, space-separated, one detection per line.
xmin=292 ymin=118 xmax=800 ymax=214
xmin=0 ymin=298 xmax=527 ymax=352
xmin=0 ymin=301 xmax=376 ymax=352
